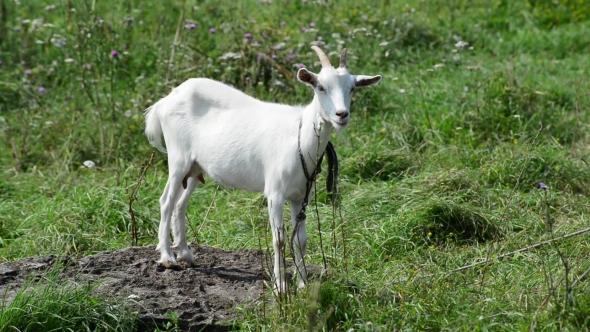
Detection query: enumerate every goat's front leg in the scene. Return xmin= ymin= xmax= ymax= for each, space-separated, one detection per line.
xmin=290 ymin=200 xmax=308 ymax=289
xmin=267 ymin=195 xmax=287 ymax=294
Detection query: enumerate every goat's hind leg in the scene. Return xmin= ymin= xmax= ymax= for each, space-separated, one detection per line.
xmin=157 ymin=161 xmax=190 ymax=268
xmin=171 ymin=170 xmax=202 ymax=266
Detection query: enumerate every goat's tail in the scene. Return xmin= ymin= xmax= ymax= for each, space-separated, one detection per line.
xmin=144 ymin=102 xmax=167 ymax=154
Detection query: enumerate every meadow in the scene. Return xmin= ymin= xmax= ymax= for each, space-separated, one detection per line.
xmin=1 ymin=0 xmax=590 ymax=330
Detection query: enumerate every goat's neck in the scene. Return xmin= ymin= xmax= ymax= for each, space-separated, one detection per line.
xmin=299 ymin=96 xmax=333 ymax=176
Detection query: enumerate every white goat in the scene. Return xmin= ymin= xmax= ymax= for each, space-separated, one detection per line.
xmin=144 ymin=46 xmax=381 ymax=292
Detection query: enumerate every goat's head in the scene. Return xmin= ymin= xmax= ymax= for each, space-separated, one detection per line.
xmin=297 ymin=46 xmax=382 ymax=130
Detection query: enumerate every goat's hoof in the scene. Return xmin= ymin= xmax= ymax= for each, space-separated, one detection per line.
xmin=176 ymin=249 xmax=195 ymax=266
xmin=157 ymin=260 xmax=179 ymax=269
xmin=177 ymin=255 xmax=195 ymax=267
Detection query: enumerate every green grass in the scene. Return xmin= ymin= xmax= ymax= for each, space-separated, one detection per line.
xmin=1 ymin=0 xmax=590 ymax=330
xmin=0 ymin=266 xmax=137 ymax=331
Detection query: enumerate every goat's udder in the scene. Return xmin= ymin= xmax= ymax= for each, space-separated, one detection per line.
xmin=182 ymin=173 xmax=206 ymax=189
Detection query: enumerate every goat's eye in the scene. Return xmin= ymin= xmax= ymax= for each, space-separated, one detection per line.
xmin=350 ymin=87 xmax=355 ymax=93
xmin=318 ymin=86 xmax=325 ymax=92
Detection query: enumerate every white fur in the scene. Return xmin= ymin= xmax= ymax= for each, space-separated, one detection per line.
xmin=144 ymin=48 xmax=381 ymax=293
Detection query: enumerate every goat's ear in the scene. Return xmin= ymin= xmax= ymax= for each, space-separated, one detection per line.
xmin=354 ymin=75 xmax=382 ymax=88
xmin=297 ymin=68 xmax=318 ymax=87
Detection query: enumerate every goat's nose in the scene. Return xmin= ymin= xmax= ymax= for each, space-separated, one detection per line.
xmin=335 ymin=110 xmax=349 ymax=119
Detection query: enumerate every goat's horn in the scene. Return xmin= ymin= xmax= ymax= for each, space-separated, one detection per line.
xmin=339 ymin=48 xmax=348 ymax=68
xmin=311 ymin=46 xmax=332 ymax=68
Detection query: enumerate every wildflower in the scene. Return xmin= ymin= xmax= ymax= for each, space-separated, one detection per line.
xmin=455 ymin=40 xmax=468 ymax=49
xmin=433 ymin=63 xmax=445 ymax=69
xmin=271 ymin=54 xmax=277 ymax=59
xmin=110 ymin=50 xmax=119 ymax=58
xmin=38 ymin=86 xmax=45 ymax=93
xmin=0 ymin=60 xmax=3 ymax=66
xmin=245 ymin=77 xmax=251 ymax=82
xmin=244 ymin=33 xmax=252 ymax=39
xmin=251 ymin=39 xmax=260 ymax=46
xmin=209 ymin=28 xmax=216 ymax=34
xmin=185 ymin=23 xmax=196 ymax=29
xmin=64 ymin=58 xmax=74 ymax=63
xmin=219 ymin=52 xmax=242 ymax=60
xmin=298 ymin=63 xmax=305 ymax=68
xmin=280 ymin=21 xmax=286 ymax=26
xmin=309 ymin=22 xmax=315 ymax=28
xmin=301 ymin=27 xmax=307 ymax=32
xmin=24 ymin=69 xmax=32 ymax=75
xmin=82 ymin=63 xmax=91 ymax=70
xmin=539 ymin=182 xmax=548 ymax=190
xmin=287 ymin=54 xmax=296 ymax=61
xmin=302 ymin=0 xmax=307 ymax=2
xmin=398 ymin=88 xmax=406 ymax=94
xmin=50 ymin=34 xmax=67 ymax=48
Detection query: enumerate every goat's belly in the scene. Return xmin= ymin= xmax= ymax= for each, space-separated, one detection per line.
xmin=205 ymin=169 xmax=265 ymax=193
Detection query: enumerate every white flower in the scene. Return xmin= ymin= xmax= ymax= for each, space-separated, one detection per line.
xmin=399 ymin=89 xmax=406 ymax=94
xmin=64 ymin=58 xmax=74 ymax=63
xmin=219 ymin=52 xmax=241 ymax=60
xmin=433 ymin=63 xmax=445 ymax=69
xmin=455 ymin=40 xmax=469 ymax=49
xmin=379 ymin=41 xmax=389 ymax=47
xmin=83 ymin=160 xmax=96 ymax=169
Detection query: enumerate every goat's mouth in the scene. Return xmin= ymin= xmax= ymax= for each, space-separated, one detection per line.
xmin=331 ymin=118 xmax=349 ymax=128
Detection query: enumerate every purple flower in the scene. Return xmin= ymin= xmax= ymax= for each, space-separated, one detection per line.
xmin=0 ymin=60 xmax=3 ymax=66
xmin=301 ymin=27 xmax=307 ymax=32
xmin=309 ymin=22 xmax=316 ymax=28
xmin=257 ymin=54 xmax=264 ymax=62
xmin=38 ymin=86 xmax=46 ymax=93
xmin=271 ymin=54 xmax=277 ymax=59
xmin=287 ymin=54 xmax=296 ymax=61
xmin=252 ymin=39 xmax=260 ymax=46
xmin=244 ymin=33 xmax=252 ymax=39
xmin=280 ymin=21 xmax=286 ymax=26
xmin=185 ymin=23 xmax=196 ymax=29
xmin=209 ymin=28 xmax=216 ymax=34
xmin=298 ymin=63 xmax=305 ymax=68
xmin=302 ymin=0 xmax=307 ymax=3
xmin=24 ymin=69 xmax=32 ymax=75
xmin=21 ymin=61 xmax=26 ymax=66
xmin=245 ymin=77 xmax=251 ymax=82
xmin=539 ymin=182 xmax=548 ymax=190
xmin=110 ymin=50 xmax=119 ymax=58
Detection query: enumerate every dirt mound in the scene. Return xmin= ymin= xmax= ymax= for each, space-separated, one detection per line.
xmin=0 ymin=244 xmax=269 ymax=331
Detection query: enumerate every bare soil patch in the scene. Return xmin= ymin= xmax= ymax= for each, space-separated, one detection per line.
xmin=0 ymin=244 xmax=270 ymax=331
